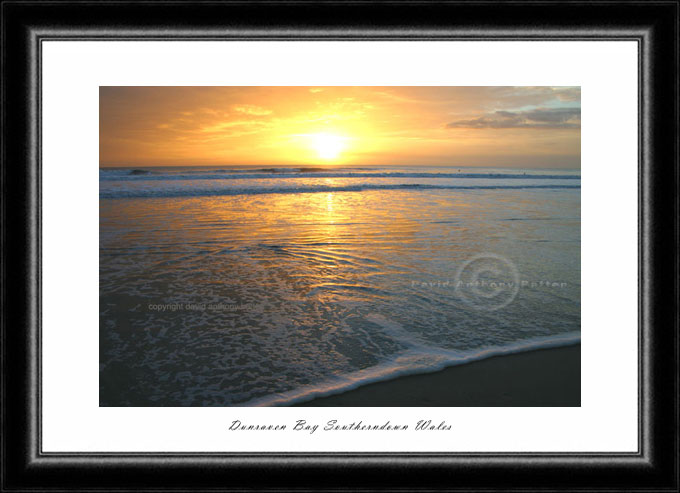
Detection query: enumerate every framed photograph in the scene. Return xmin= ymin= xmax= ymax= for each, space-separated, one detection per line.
xmin=2 ymin=1 xmax=678 ymax=491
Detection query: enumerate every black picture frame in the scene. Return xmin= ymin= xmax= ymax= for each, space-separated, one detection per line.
xmin=2 ymin=1 xmax=678 ymax=491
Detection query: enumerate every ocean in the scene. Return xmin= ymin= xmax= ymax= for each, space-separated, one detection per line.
xmin=99 ymin=165 xmax=581 ymax=406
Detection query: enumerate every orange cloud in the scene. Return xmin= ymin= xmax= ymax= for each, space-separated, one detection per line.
xmin=100 ymin=86 xmax=580 ymax=168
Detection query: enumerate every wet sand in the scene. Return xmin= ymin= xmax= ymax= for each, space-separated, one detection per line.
xmin=295 ymin=344 xmax=580 ymax=407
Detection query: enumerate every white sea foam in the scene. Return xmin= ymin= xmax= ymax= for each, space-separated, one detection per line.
xmin=241 ymin=331 xmax=581 ymax=407
xmin=100 ymin=166 xmax=580 ymax=199
xmin=100 ymin=182 xmax=580 ymax=199
xmin=100 ymin=169 xmax=581 ymax=182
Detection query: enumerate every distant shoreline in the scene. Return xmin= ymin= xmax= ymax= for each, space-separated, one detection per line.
xmin=294 ymin=344 xmax=580 ymax=407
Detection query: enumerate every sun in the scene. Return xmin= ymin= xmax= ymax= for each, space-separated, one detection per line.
xmin=309 ymin=133 xmax=347 ymax=160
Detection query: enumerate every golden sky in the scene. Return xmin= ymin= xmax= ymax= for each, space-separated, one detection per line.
xmin=100 ymin=86 xmax=580 ymax=168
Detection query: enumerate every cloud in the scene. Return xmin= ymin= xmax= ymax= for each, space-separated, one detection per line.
xmin=370 ymin=86 xmax=579 ymax=109
xmin=553 ymin=87 xmax=581 ymax=102
xmin=446 ymin=108 xmax=580 ymax=129
xmin=232 ymin=104 xmax=273 ymax=116
xmin=199 ymin=120 xmax=269 ymax=134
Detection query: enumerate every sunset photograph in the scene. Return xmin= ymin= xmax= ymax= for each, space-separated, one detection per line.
xmin=99 ymin=86 xmax=581 ymax=407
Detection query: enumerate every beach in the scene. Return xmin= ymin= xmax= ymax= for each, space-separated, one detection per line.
xmin=99 ymin=166 xmax=581 ymax=407
xmin=296 ymin=344 xmax=580 ymax=407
